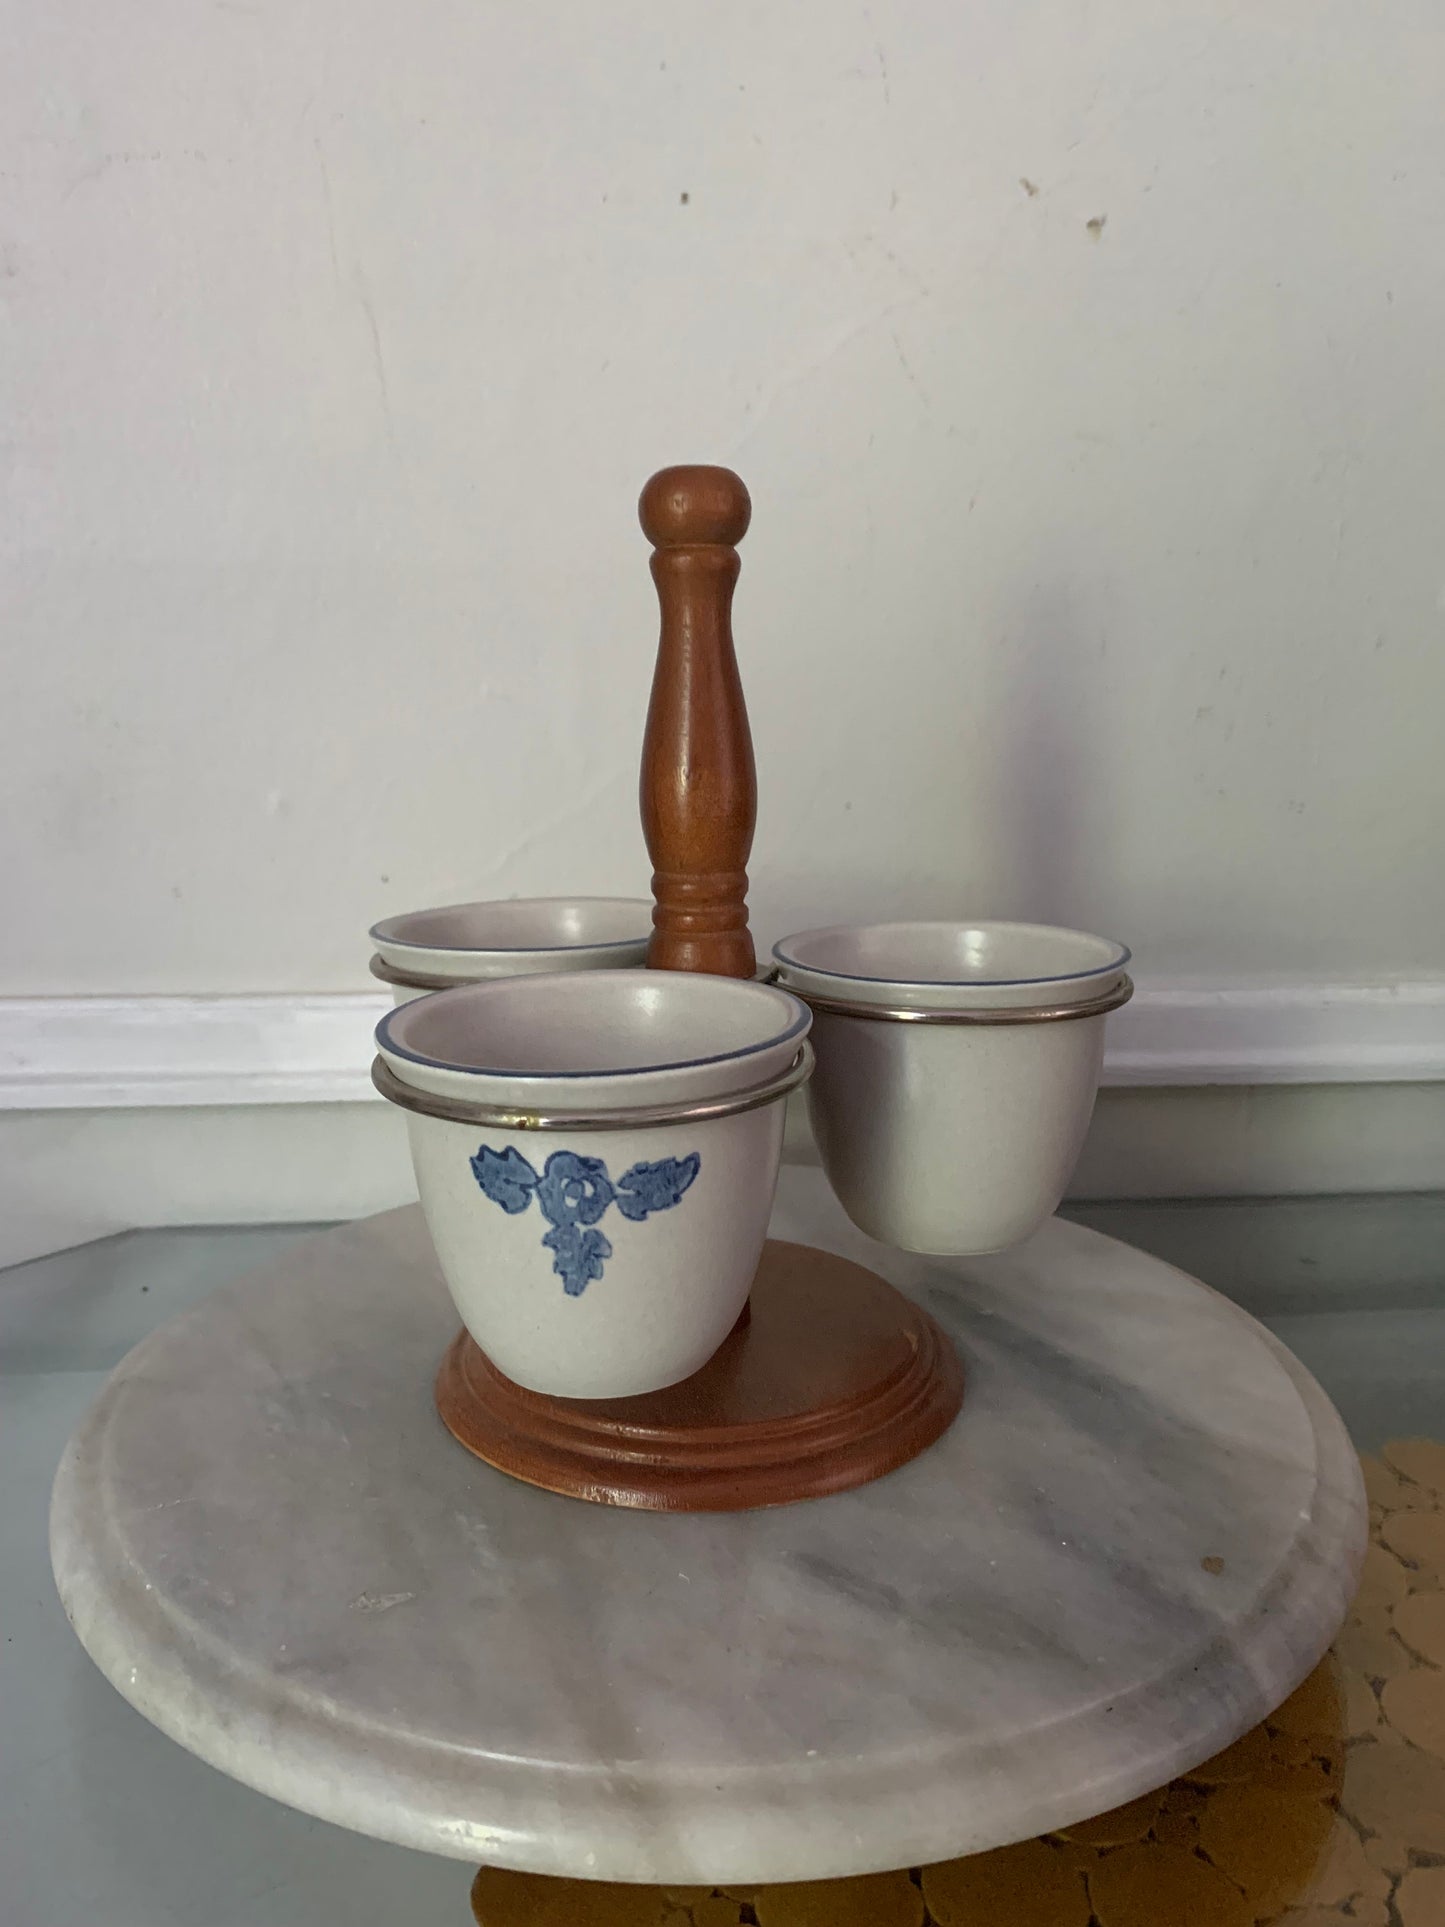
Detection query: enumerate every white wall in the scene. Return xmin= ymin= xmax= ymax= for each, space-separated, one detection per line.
xmin=2 ymin=2 xmax=1443 ymax=1257
xmin=4 ymin=0 xmax=1443 ymax=995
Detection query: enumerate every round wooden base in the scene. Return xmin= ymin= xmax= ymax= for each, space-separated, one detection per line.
xmin=434 ymin=1238 xmax=964 ymax=1511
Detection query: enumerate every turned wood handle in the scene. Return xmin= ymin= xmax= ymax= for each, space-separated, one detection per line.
xmin=638 ymin=465 xmax=757 ymax=978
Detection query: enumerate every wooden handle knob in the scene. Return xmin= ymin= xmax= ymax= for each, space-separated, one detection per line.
xmin=639 ymin=465 xmax=757 ymax=978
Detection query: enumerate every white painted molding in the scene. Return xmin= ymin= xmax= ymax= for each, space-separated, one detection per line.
xmin=0 ymin=994 xmax=388 ymax=1109
xmin=1103 ymin=980 xmax=1445 ymax=1088
xmin=1 ymin=981 xmax=1444 ymax=1111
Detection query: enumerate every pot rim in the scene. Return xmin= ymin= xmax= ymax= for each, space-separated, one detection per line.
xmin=369 ymin=896 xmax=654 ymax=957
xmin=773 ymin=919 xmax=1130 ymax=994
xmin=375 ymin=971 xmax=811 ymax=1086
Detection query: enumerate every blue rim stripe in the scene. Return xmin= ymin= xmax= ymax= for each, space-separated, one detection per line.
xmin=771 ymin=927 xmax=1130 ymax=990
xmin=375 ymin=932 xmax=650 ymax=956
xmin=369 ymin=900 xmax=654 ymax=956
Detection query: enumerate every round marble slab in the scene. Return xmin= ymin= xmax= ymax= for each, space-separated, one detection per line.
xmin=49 ymin=1170 xmax=1366 ymax=1886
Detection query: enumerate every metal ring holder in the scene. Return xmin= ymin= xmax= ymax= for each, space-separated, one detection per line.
xmin=774 ymin=974 xmax=1134 ymax=1026
xmin=372 ymin=1042 xmax=814 ymax=1133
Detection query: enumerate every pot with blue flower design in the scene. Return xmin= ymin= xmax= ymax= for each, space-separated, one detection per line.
xmin=368 ymin=897 xmax=653 ymax=1003
xmin=373 ymin=970 xmax=812 ymax=1399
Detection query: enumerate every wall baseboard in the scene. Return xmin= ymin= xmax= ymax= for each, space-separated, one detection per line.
xmin=0 ymin=994 xmax=384 ymax=1110
xmin=1102 ymin=980 xmax=1445 ymax=1088
xmin=2 ymin=980 xmax=1444 ymax=1111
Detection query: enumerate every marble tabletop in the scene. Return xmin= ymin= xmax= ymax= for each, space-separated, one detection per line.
xmin=48 ymin=1170 xmax=1366 ymax=1887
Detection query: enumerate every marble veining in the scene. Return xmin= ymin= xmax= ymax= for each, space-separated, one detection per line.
xmin=48 ymin=1169 xmax=1366 ymax=1884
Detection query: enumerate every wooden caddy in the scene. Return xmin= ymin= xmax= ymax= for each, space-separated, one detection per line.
xmin=436 ymin=466 xmax=963 ymax=1510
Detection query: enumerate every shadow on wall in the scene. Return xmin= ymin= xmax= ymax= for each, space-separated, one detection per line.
xmin=752 ymin=574 xmax=1115 ymax=944
xmin=987 ymin=578 xmax=1114 ymax=935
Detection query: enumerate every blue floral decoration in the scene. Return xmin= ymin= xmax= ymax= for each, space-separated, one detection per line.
xmin=535 ymin=1151 xmax=613 ymax=1229
xmin=469 ymin=1145 xmax=700 ymax=1296
xmin=541 ymin=1223 xmax=612 ymax=1294
xmin=470 ymin=1145 xmax=538 ymax=1215
xmin=614 ymin=1154 xmax=702 ymax=1221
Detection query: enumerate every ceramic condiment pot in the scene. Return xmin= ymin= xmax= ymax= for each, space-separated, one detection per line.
xmin=773 ymin=921 xmax=1131 ymax=1255
xmin=374 ymin=970 xmax=811 ymax=1398
xmin=369 ymin=897 xmax=653 ymax=1003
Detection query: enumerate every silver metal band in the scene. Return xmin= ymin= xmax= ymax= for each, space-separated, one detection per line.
xmin=371 ymin=1043 xmax=814 ymax=1132
xmin=775 ymin=975 xmax=1134 ymax=1026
